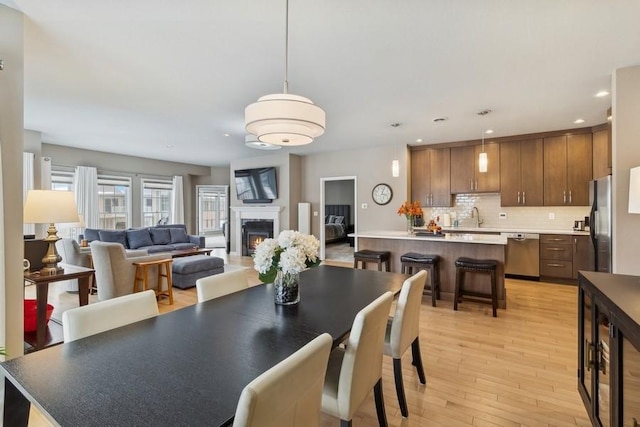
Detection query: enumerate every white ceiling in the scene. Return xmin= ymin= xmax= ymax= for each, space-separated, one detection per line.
xmin=3 ymin=1 xmax=640 ymax=167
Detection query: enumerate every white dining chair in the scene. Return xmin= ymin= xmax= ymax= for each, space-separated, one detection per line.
xmin=384 ymin=270 xmax=428 ymax=418
xmin=321 ymin=291 xmax=394 ymax=427
xmin=196 ymin=268 xmax=249 ymax=302
xmin=62 ymin=290 xmax=159 ymax=343
xmin=233 ymin=333 xmax=333 ymax=427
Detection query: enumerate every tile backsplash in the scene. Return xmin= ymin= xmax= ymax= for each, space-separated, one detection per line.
xmin=425 ymin=193 xmax=590 ymax=231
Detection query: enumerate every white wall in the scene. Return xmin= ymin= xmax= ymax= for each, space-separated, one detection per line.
xmin=0 ymin=5 xmax=25 ymax=358
xmin=612 ymin=65 xmax=640 ymax=274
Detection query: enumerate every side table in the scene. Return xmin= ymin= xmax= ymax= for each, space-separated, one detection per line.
xmin=23 ymin=264 xmax=95 ymax=351
xmin=133 ymin=258 xmax=174 ymax=305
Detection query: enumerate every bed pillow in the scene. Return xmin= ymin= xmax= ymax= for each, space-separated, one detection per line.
xmin=150 ymin=228 xmax=171 ymax=245
xmin=98 ymin=230 xmax=127 ymax=247
xmin=334 ymin=215 xmax=345 ymax=225
xmin=126 ymin=229 xmax=153 ymax=249
xmin=327 ymin=215 xmax=337 ymax=224
xmin=169 ymin=227 xmax=190 ymax=244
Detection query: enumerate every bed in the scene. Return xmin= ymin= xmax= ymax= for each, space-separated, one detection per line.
xmin=324 ymin=204 xmax=351 ymax=243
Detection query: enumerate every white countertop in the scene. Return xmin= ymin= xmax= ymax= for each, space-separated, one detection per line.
xmin=420 ymin=226 xmax=590 ymax=236
xmin=354 ymin=230 xmax=508 ymax=245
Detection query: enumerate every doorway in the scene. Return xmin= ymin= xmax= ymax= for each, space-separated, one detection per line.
xmin=320 ymin=176 xmax=357 ymax=262
xmin=196 ymin=185 xmax=228 ymax=249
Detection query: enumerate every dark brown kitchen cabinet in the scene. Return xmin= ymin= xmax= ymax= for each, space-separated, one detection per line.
xmin=410 ymin=147 xmax=452 ymax=207
xmin=450 ymin=143 xmax=500 ymax=193
xmin=573 ymin=235 xmax=595 ymax=279
xmin=543 ymin=134 xmax=593 ymax=206
xmin=593 ymin=127 xmax=611 ymax=180
xmin=500 ymin=138 xmax=543 ymax=206
xmin=578 ymin=271 xmax=640 ymax=427
xmin=540 ymin=234 xmax=573 ymax=279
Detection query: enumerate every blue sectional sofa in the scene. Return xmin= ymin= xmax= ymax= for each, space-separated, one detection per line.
xmin=82 ymin=224 xmax=205 ymax=254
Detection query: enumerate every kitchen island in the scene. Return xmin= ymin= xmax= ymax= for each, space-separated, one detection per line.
xmin=354 ymin=231 xmax=508 ymax=308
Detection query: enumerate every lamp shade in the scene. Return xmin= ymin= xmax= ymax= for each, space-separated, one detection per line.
xmin=245 ymin=93 xmax=326 ymax=146
xmin=24 ymin=190 xmax=80 ymax=224
xmin=629 ymin=166 xmax=640 ymax=214
xmin=392 ymin=160 xmax=400 ymax=177
xmin=478 ymin=152 xmax=488 ymax=173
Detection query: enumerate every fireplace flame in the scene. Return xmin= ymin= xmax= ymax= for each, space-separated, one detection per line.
xmin=252 ymin=237 xmax=264 ymax=249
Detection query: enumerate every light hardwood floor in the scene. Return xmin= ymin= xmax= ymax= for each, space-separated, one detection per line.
xmin=25 ymin=251 xmax=590 ymax=426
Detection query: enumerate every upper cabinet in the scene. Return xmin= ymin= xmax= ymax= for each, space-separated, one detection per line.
xmin=450 ymin=143 xmax=500 ymax=193
xmin=592 ymin=126 xmax=611 ymax=179
xmin=411 ymin=148 xmax=452 ymax=207
xmin=500 ymin=138 xmax=543 ymax=206
xmin=543 ymin=134 xmax=593 ymax=206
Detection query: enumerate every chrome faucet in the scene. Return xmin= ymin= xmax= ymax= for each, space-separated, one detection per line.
xmin=471 ymin=206 xmax=483 ymax=228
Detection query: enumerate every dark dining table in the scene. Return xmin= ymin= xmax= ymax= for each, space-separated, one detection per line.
xmin=2 ymin=265 xmax=407 ymax=427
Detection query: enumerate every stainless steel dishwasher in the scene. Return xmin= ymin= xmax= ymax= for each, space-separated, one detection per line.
xmin=501 ymin=233 xmax=540 ymax=279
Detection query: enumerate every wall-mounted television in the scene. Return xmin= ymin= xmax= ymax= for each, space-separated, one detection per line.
xmin=234 ymin=167 xmax=278 ymax=203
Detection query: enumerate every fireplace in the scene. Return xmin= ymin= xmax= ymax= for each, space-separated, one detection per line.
xmin=242 ymin=220 xmax=274 ymax=256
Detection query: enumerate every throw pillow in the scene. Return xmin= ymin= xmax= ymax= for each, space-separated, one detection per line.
xmin=150 ymin=228 xmax=171 ymax=245
xmin=169 ymin=227 xmax=190 ymax=244
xmin=126 ymin=229 xmax=153 ymax=249
xmin=98 ymin=230 xmax=128 ymax=247
xmin=84 ymin=228 xmax=100 ymax=242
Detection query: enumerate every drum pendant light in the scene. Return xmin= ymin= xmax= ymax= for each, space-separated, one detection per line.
xmin=244 ymin=0 xmax=326 ymax=146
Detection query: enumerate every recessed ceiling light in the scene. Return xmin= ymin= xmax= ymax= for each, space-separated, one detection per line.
xmin=245 ymin=135 xmax=282 ymax=150
xmin=485 ymin=129 xmax=494 ymax=134
xmin=595 ymin=91 xmax=610 ymax=98
xmin=574 ymin=118 xmax=585 ymax=124
xmin=432 ymin=117 xmax=448 ymax=123
xmin=166 ymin=144 xmax=173 ymax=148
xmin=416 ymin=138 xmax=423 ymax=143
xmin=223 ymin=133 xmax=231 ymax=137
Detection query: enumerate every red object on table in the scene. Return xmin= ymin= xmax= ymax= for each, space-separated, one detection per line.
xmin=24 ymin=299 xmax=53 ymax=332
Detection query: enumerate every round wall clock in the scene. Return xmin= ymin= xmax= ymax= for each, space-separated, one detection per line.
xmin=372 ymin=183 xmax=393 ymax=205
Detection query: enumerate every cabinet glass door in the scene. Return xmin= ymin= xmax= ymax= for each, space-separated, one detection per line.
xmin=580 ymin=291 xmax=593 ymax=404
xmin=596 ymin=306 xmax=611 ymax=426
xmin=622 ymin=335 xmax=640 ymax=426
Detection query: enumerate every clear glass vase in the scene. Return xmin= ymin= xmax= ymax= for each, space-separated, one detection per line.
xmin=274 ymin=270 xmax=300 ymax=305
xmin=407 ymin=217 xmax=414 ymax=235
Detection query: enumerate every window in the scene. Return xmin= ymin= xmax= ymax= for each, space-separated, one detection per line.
xmin=98 ymin=175 xmax=131 ymax=230
xmin=50 ymin=169 xmax=76 ymax=238
xmin=197 ymin=185 xmax=228 ymax=234
xmin=142 ymin=178 xmax=173 ymax=227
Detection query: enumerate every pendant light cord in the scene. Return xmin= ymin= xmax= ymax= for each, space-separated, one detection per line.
xmin=283 ymin=0 xmax=289 ymax=94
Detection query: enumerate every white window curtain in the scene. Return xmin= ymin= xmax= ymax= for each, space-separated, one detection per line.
xmin=171 ymin=175 xmax=185 ymax=224
xmin=23 ymin=152 xmax=35 ymax=236
xmin=74 ymin=166 xmax=99 ymax=229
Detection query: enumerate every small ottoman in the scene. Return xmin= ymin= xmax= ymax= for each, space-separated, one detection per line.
xmin=171 ymin=255 xmax=225 ymax=289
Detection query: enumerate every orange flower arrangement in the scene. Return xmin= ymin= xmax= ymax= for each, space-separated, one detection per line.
xmin=397 ymin=200 xmax=423 ymax=219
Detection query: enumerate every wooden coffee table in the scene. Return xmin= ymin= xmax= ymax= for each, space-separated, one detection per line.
xmin=165 ymin=248 xmax=213 ymax=258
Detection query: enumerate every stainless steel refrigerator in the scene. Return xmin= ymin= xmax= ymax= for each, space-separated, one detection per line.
xmin=589 ymin=175 xmax=613 ymax=272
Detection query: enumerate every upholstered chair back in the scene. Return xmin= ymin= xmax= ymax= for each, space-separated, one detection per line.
xmin=62 ymin=290 xmax=159 ymax=343
xmin=90 ymin=241 xmax=166 ymax=300
xmin=386 ymin=270 xmax=428 ymax=358
xmin=233 ymin=333 xmax=332 ymax=427
xmin=325 ymin=291 xmax=393 ymax=420
xmin=196 ymin=268 xmax=249 ymax=302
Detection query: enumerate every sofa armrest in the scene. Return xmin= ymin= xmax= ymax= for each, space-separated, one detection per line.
xmin=189 ymin=235 xmax=205 ymax=248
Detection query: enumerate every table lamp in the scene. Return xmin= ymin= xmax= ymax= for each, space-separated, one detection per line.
xmin=629 ymin=166 xmax=640 ymax=214
xmin=23 ymin=190 xmax=80 ymax=275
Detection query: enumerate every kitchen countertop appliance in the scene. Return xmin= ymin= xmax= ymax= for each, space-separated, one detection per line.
xmin=502 ymin=232 xmax=540 ymax=279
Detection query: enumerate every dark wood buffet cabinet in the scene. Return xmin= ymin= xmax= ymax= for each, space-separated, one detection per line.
xmin=578 ymin=271 xmax=640 ymax=427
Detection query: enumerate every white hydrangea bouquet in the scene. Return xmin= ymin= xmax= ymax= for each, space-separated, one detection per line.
xmin=253 ymin=230 xmax=321 ymax=283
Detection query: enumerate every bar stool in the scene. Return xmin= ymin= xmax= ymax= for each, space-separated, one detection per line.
xmin=453 ymin=257 xmax=498 ymax=317
xmin=353 ymin=250 xmax=391 ymax=272
xmin=133 ymin=258 xmax=174 ymax=305
xmin=400 ymin=252 xmax=441 ymax=307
